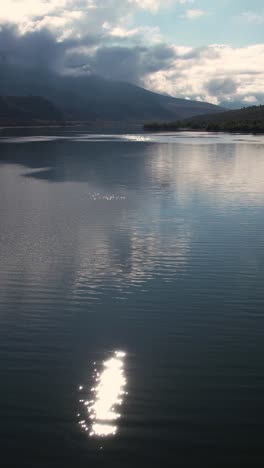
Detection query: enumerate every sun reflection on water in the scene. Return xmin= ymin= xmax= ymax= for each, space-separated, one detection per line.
xmin=78 ymin=351 xmax=127 ymax=438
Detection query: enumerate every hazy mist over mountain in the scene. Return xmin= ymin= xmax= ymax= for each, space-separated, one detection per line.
xmin=0 ymin=2 xmax=263 ymax=108
xmin=0 ymin=62 xmax=222 ymax=122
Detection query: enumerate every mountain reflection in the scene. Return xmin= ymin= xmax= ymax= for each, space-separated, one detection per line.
xmin=78 ymin=351 xmax=127 ymax=437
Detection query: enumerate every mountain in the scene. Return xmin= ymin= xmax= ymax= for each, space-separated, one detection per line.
xmin=0 ymin=96 xmax=63 ymax=125
xmin=0 ymin=64 xmax=223 ymax=123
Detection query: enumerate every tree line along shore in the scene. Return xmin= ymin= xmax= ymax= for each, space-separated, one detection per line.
xmin=144 ymin=105 xmax=264 ymax=134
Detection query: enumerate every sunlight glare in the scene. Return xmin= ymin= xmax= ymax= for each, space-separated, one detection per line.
xmin=78 ymin=350 xmax=127 ymax=438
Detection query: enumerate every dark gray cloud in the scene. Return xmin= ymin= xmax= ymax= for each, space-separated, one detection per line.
xmin=0 ymin=24 xmax=63 ymax=68
xmin=0 ymin=23 xmax=176 ymax=84
xmin=66 ymin=44 xmax=177 ymax=83
xmin=205 ymin=77 xmax=237 ymax=97
xmin=0 ymin=23 xmax=107 ymax=70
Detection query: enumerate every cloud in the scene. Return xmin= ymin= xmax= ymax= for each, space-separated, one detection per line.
xmin=144 ymin=44 xmax=264 ymax=105
xmin=0 ymin=1 xmax=264 ymax=107
xmin=65 ymin=43 xmax=177 ymax=83
xmin=0 ymin=24 xmax=64 ymax=69
xmin=184 ymin=9 xmax=206 ymax=20
xmin=102 ymin=22 xmax=162 ymax=43
xmin=243 ymin=95 xmax=258 ymax=104
xmin=0 ymin=0 xmax=186 ymax=27
xmin=205 ymin=78 xmax=237 ymax=98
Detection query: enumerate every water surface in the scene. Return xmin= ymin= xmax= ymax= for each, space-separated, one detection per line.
xmin=1 ymin=130 xmax=264 ymax=467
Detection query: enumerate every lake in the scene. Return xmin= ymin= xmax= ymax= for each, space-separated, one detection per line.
xmin=1 ymin=129 xmax=264 ymax=467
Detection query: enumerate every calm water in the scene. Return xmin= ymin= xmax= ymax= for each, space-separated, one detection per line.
xmin=1 ymin=129 xmax=264 ymax=467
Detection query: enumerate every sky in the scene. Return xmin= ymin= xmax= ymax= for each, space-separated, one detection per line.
xmin=0 ymin=0 xmax=263 ymax=105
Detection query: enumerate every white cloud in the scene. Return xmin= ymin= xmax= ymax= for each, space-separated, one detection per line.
xmin=0 ymin=0 xmax=173 ymax=40
xmin=0 ymin=0 xmax=187 ymax=25
xmin=143 ymin=44 xmax=264 ymax=105
xmin=184 ymin=9 xmax=206 ymax=19
xmin=243 ymin=95 xmax=258 ymax=104
xmin=129 ymin=0 xmax=170 ymax=13
xmin=102 ymin=22 xmax=162 ymax=43
xmin=0 ymin=0 xmax=72 ymax=23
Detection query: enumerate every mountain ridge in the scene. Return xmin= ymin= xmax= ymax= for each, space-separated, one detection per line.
xmin=0 ymin=64 xmax=224 ymax=123
xmin=0 ymin=95 xmax=63 ymax=125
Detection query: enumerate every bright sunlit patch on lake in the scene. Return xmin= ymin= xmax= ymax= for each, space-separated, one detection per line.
xmin=122 ymin=135 xmax=151 ymax=142
xmin=78 ymin=351 xmax=127 ymax=438
xmin=90 ymin=423 xmax=117 ymax=437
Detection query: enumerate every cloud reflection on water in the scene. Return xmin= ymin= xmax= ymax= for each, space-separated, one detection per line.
xmin=1 ymin=136 xmax=264 ymax=311
xmin=145 ymin=142 xmax=264 ymax=206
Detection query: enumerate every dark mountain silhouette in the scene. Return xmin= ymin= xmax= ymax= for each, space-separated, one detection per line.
xmin=0 ymin=95 xmax=63 ymax=125
xmin=0 ymin=64 xmax=223 ymax=123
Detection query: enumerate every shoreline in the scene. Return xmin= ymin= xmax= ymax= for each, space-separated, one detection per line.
xmin=0 ymin=121 xmax=143 ymax=130
xmin=143 ymin=126 xmax=264 ymax=135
